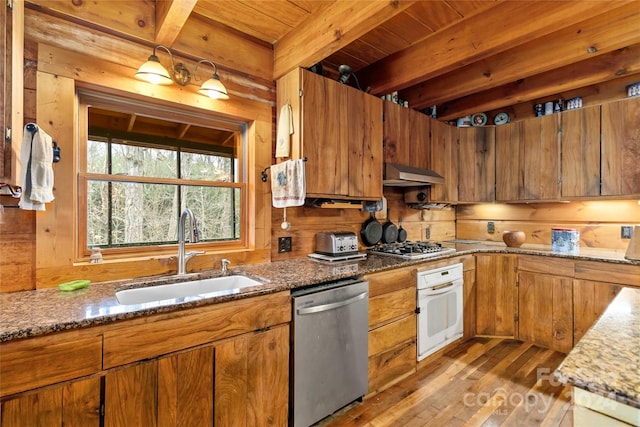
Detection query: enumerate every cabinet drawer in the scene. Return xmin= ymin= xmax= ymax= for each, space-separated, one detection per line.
xmin=369 ymin=287 xmax=415 ymax=329
xmin=518 ymin=255 xmax=574 ymax=277
xmin=103 ymin=291 xmax=290 ymax=368
xmin=369 ymin=314 xmax=416 ymax=357
xmin=575 ymin=261 xmax=640 ymax=287
xmin=368 ymin=341 xmax=416 ymax=394
xmin=366 ymin=267 xmax=415 ymax=298
xmin=0 ymin=329 xmax=102 ymax=397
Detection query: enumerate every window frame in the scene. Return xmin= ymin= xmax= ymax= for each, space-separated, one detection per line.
xmin=77 ymin=90 xmax=249 ymax=260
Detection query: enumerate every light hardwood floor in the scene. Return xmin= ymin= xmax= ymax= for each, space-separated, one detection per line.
xmin=318 ymin=338 xmax=573 ymax=427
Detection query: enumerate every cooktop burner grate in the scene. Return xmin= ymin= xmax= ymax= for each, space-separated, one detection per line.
xmin=368 ymin=241 xmax=455 ymax=260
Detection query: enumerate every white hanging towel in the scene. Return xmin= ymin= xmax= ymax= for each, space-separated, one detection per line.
xmin=271 ymin=159 xmax=306 ymax=208
xmin=19 ymin=124 xmax=55 ymax=211
xmin=275 ymin=103 xmax=293 ymax=158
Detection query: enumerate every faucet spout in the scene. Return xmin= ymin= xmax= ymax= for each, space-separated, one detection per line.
xmin=178 ymin=209 xmax=200 ymax=275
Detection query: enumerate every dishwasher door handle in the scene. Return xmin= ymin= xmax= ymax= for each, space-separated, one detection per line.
xmin=296 ymin=292 xmax=368 ymax=315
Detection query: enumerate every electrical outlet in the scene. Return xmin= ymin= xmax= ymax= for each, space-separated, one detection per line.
xmin=622 ymin=226 xmax=633 ymax=239
xmin=487 ymin=221 xmax=495 ymax=234
xmin=425 ymin=226 xmax=431 ymax=240
xmin=278 ymin=236 xmax=292 ymax=253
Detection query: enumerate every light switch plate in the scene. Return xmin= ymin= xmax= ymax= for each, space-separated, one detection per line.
xmin=487 ymin=221 xmax=495 ymax=234
xmin=622 ymin=226 xmax=633 ymax=239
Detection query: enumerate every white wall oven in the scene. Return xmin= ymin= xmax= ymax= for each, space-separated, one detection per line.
xmin=417 ymin=263 xmax=464 ymax=361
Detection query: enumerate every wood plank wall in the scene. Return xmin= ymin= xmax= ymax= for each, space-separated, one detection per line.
xmin=270 ymin=188 xmax=456 ymax=260
xmin=457 ymin=200 xmax=640 ymax=250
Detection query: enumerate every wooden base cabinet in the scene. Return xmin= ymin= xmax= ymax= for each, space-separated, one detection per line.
xmin=365 ymin=267 xmax=417 ymax=394
xmin=517 ymin=272 xmax=573 ymax=353
xmin=1 ymin=377 xmax=102 ymax=427
xmin=516 ymin=256 xmax=574 ymax=353
xmin=0 ymin=292 xmax=291 ymax=427
xmin=475 ymin=254 xmax=517 ymax=337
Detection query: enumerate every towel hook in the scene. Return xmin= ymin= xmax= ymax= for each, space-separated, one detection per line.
xmin=261 ymin=157 xmax=307 ymax=182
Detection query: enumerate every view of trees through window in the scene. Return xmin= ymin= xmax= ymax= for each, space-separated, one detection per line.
xmin=84 ymin=107 xmax=242 ymax=250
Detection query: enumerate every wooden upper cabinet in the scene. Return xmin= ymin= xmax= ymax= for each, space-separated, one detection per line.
xmin=601 ymin=96 xmax=640 ymax=197
xmin=383 ymin=101 xmax=430 ymax=170
xmin=348 ymin=87 xmax=384 ymax=199
xmin=523 ymin=114 xmax=561 ymax=200
xmin=560 ymin=105 xmax=601 ymax=198
xmin=430 ymin=119 xmax=458 ymax=203
xmin=458 ymin=126 xmax=495 ymax=203
xmin=496 ymin=115 xmax=560 ymax=201
xmin=495 ymin=120 xmax=525 ymax=201
xmin=277 ymin=68 xmax=382 ymax=201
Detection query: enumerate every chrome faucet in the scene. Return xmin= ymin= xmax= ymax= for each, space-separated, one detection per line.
xmin=221 ymin=258 xmax=230 ymax=273
xmin=177 ymin=209 xmax=203 ymax=275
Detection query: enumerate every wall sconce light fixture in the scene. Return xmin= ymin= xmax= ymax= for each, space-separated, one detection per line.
xmin=135 ymin=45 xmax=229 ymax=100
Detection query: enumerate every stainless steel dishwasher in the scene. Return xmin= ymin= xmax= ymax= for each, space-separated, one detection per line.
xmin=291 ymin=277 xmax=369 ymax=427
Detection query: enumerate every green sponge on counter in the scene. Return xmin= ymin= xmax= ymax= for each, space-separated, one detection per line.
xmin=58 ymin=279 xmax=90 ymax=292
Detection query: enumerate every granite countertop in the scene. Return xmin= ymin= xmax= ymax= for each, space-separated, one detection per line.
xmin=555 ymin=287 xmax=640 ymax=408
xmin=0 ymin=242 xmax=637 ymax=343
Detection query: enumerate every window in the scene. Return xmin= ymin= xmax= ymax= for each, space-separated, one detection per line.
xmin=78 ymin=92 xmax=247 ymax=257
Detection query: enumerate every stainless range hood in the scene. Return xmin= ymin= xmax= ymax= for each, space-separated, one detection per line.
xmin=383 ymin=163 xmax=445 ymax=187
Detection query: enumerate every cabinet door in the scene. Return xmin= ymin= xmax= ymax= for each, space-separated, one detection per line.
xmin=518 ymin=272 xmax=573 ymax=353
xmin=1 ymin=376 xmax=101 ymax=427
xmin=383 ymin=102 xmax=430 ymax=169
xmin=214 ymin=325 xmax=289 ymax=427
xmin=301 ymin=70 xmax=349 ymax=197
xmin=158 ymin=346 xmax=214 ymax=427
xmin=475 ymin=254 xmax=517 ymax=337
xmin=523 ymin=114 xmax=561 ymax=200
xmin=495 ymin=121 xmax=525 ymax=201
xmin=601 ymin=97 xmax=640 ymax=196
xmin=458 ymin=126 xmax=495 ymax=202
xmin=573 ymin=279 xmax=622 ymax=344
xmin=430 ymin=119 xmax=458 ymax=203
xmin=348 ymin=86 xmax=383 ymax=199
xmin=561 ymin=105 xmax=600 ymax=197
xmin=104 ymin=361 xmax=157 ymax=427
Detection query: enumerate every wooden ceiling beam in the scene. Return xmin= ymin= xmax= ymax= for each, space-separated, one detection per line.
xmin=358 ymin=1 xmax=634 ymax=96
xmin=437 ymin=44 xmax=640 ymax=120
xmin=155 ymin=0 xmax=198 ymax=46
xmin=273 ymin=0 xmax=417 ymax=80
xmin=402 ymin=3 xmax=640 ymax=110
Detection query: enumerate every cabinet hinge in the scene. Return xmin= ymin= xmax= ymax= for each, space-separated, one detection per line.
xmin=514 ymin=313 xmax=519 ymax=322
xmin=5 ymin=127 xmax=11 ymax=143
xmin=100 ymin=402 xmax=105 ymax=417
xmin=299 ymin=89 xmax=303 ymax=98
xmin=415 ymin=307 xmax=421 ymax=315
xmin=7 ymin=0 xmax=13 ymax=10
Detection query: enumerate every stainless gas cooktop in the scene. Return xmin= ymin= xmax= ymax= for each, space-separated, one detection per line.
xmin=368 ymin=241 xmax=455 ymax=260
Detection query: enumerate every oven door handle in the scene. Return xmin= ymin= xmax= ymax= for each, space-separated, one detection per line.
xmin=297 ymin=292 xmax=368 ymax=315
xmin=424 ymin=281 xmax=456 ymax=295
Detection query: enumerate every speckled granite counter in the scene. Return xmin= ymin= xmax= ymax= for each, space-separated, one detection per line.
xmin=555 ymin=287 xmax=640 ymax=409
xmin=1 ymin=242 xmax=638 ymax=343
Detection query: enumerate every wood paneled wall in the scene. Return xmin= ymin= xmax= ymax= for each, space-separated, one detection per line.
xmin=457 ymin=200 xmax=640 ymax=250
xmin=271 ymin=188 xmax=455 ymax=260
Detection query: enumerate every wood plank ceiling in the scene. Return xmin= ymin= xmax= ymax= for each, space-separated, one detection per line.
xmin=31 ymin=0 xmax=640 ymax=123
xmin=194 ymin=0 xmax=640 ymax=121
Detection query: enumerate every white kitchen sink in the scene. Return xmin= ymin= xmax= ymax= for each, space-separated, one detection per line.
xmin=115 ymin=275 xmax=263 ymax=305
